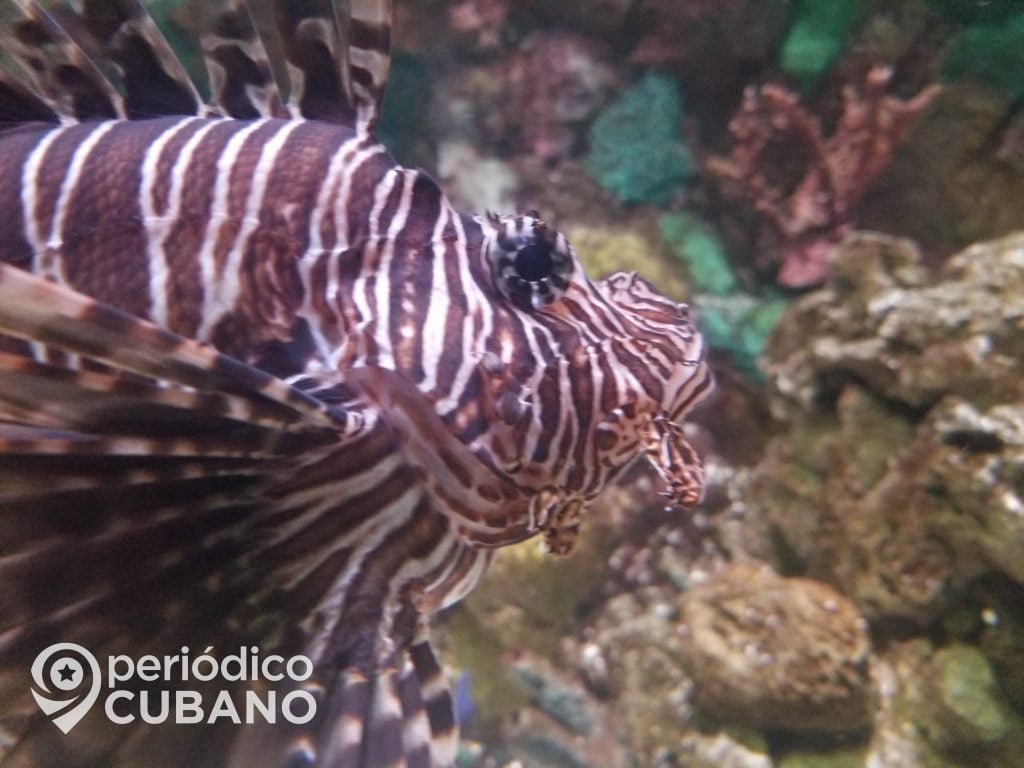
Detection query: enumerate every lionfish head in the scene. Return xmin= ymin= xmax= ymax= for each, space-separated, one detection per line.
xmin=476 ymin=212 xmax=714 ymax=550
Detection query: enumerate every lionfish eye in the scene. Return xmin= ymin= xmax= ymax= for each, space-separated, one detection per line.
xmin=487 ymin=212 xmax=576 ymax=312
xmin=514 ymin=242 xmax=554 ymax=282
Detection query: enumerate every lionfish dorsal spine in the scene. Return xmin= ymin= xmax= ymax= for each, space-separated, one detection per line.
xmin=0 ymin=0 xmax=393 ymax=128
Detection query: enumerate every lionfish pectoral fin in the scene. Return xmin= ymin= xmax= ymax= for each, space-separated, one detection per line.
xmin=639 ymin=415 xmax=706 ymax=508
xmin=227 ymin=636 xmax=457 ymax=768
xmin=0 ymin=264 xmax=364 ymax=764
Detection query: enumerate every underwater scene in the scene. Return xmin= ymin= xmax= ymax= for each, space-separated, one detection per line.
xmin=379 ymin=1 xmax=1024 ymax=766
xmin=0 ymin=0 xmax=1021 ymax=767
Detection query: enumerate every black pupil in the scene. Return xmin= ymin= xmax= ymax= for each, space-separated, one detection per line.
xmin=513 ymin=243 xmax=554 ymax=282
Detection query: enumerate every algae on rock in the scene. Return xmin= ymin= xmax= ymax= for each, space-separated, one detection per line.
xmin=729 ymin=232 xmax=1024 ymax=626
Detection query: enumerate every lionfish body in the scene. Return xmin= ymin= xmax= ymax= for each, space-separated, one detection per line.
xmin=0 ymin=2 xmax=712 ymax=767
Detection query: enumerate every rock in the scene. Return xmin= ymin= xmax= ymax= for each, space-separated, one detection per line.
xmin=867 ymin=641 xmax=954 ymax=768
xmin=506 ymin=656 xmax=596 ymax=736
xmin=486 ymin=653 xmax=633 ymax=768
xmin=868 ymin=640 xmax=1024 ymax=767
xmin=765 ymin=232 xmax=1024 ymax=412
xmin=731 ymin=232 xmax=1024 ymax=624
xmin=860 ymin=84 xmax=1024 ymax=259
xmin=676 ymin=732 xmax=775 ymax=768
xmin=590 ymin=589 xmax=699 ymax=765
xmin=975 ymin=577 xmax=1024 ymax=712
xmin=777 ymin=748 xmax=866 ymax=768
xmin=676 ymin=563 xmax=874 ymax=733
xmin=929 ymin=645 xmax=1010 ymax=748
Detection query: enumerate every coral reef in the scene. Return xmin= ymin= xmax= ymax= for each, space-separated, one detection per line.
xmin=728 ymin=232 xmax=1024 ymax=625
xmin=587 ymin=589 xmax=698 ymax=764
xmin=436 ymin=141 xmax=520 ymax=214
xmin=724 ymin=236 xmax=1019 ymax=630
xmin=585 ymin=71 xmax=693 ymax=205
xmin=869 ymin=640 xmax=1024 ymax=767
xmin=707 ymin=68 xmax=940 ymax=288
xmin=448 ymin=0 xmax=508 ymax=50
xmin=567 ymin=224 xmax=691 ymax=302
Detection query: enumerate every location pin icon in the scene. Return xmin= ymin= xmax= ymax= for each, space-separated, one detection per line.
xmin=31 ymin=643 xmax=102 ymax=733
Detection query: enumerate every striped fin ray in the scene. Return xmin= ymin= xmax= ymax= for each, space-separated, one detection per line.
xmin=348 ymin=0 xmax=392 ymax=128
xmin=0 ymin=265 xmax=463 ymax=767
xmin=323 ymin=638 xmax=458 ymax=768
xmin=0 ymin=262 xmax=350 ymax=433
xmin=226 ymin=635 xmax=457 ymax=768
xmin=0 ymin=0 xmax=393 ymax=128
xmin=198 ymin=0 xmax=286 ymax=118
xmin=268 ymin=0 xmax=392 ymax=128
xmin=0 ymin=72 xmax=57 ymax=123
xmin=0 ymin=263 xmax=352 ymax=652
xmin=0 ymin=0 xmax=204 ymax=120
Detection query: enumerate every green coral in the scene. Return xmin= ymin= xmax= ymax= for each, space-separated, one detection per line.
xmin=694 ymin=293 xmax=788 ymax=379
xmin=585 ymin=72 xmax=692 ymax=205
xmin=779 ymin=0 xmax=865 ymax=85
xmin=659 ymin=212 xmax=737 ymax=296
xmin=943 ymin=11 xmax=1024 ymax=99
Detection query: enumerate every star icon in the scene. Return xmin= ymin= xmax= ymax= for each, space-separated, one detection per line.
xmin=57 ymin=663 xmax=77 ymax=683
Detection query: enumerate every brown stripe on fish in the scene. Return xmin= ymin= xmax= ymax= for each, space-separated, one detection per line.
xmin=160 ymin=119 xmax=240 ymax=335
xmin=388 ymin=173 xmax=444 ymax=382
xmin=142 ymin=118 xmax=214 ymax=328
xmin=0 ymin=125 xmax=54 ymax=268
xmin=60 ymin=119 xmax=177 ymax=317
xmin=342 ymin=144 xmax=395 ymax=252
xmin=20 ymin=123 xmax=100 ymax=277
xmin=264 ymin=121 xmax=358 ymax=251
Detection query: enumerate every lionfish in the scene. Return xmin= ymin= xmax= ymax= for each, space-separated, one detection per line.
xmin=0 ymin=1 xmax=713 ymax=766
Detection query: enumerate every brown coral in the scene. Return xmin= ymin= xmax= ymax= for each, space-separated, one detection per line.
xmin=708 ymin=67 xmax=940 ymax=288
